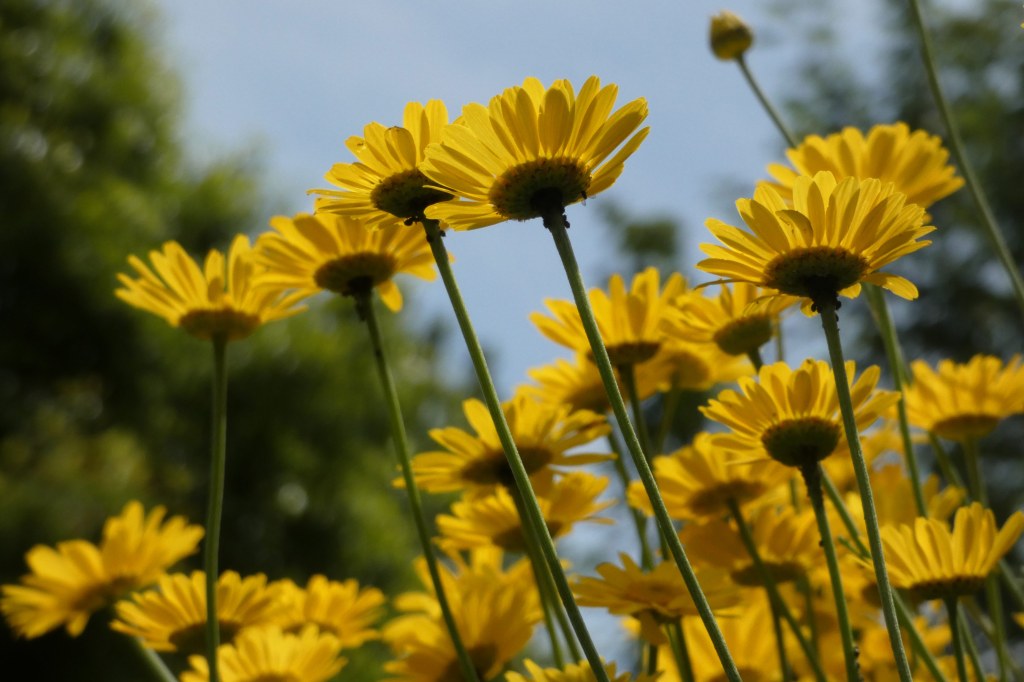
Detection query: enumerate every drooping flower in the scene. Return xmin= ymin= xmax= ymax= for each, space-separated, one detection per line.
xmin=698 ymin=172 xmax=934 ymax=309
xmin=507 ymin=659 xmax=656 ymax=682
xmin=116 ymin=236 xmax=305 ymax=341
xmin=421 ymin=76 xmax=649 ymax=231
xmin=255 ymin=212 xmax=436 ymax=312
xmin=1 ymin=501 xmax=202 ymax=638
xmin=181 ymin=625 xmax=346 ymax=682
xmin=763 ymin=123 xmax=963 ymax=210
xmin=309 ymin=100 xmax=454 ymax=229
xmin=270 ymin=575 xmax=384 ymax=650
xmin=668 ymin=283 xmax=795 ymax=357
xmin=878 ymin=502 xmax=1024 ymax=600
xmin=903 ymin=354 xmax=1024 ymax=441
xmin=111 ymin=571 xmax=287 ymax=653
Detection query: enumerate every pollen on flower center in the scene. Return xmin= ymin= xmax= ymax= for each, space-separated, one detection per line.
xmin=178 ymin=308 xmax=262 ymax=342
xmin=712 ymin=316 xmax=774 ymax=356
xmin=488 ymin=158 xmax=591 ymax=221
xmin=369 ymin=169 xmax=453 ymax=220
xmin=314 ymin=253 xmax=398 ymax=296
xmin=761 ymin=417 xmax=842 ymax=468
xmin=763 ymin=246 xmax=869 ymax=303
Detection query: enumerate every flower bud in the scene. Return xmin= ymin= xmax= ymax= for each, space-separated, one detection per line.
xmin=709 ymin=11 xmax=753 ymax=61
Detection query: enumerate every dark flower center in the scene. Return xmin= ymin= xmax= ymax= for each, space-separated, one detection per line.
xmin=488 ymin=158 xmax=591 ymax=221
xmin=370 ymin=169 xmax=452 ymax=219
xmin=712 ymin=316 xmax=774 ymax=356
xmin=179 ymin=308 xmax=261 ymax=342
xmin=761 ymin=417 xmax=841 ymax=468
xmin=763 ymin=246 xmax=869 ymax=307
xmin=313 ymin=253 xmax=397 ymax=296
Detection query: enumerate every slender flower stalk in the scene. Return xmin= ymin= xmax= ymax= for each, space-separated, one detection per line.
xmin=544 ymin=211 xmax=742 ymax=682
xmin=736 ymin=56 xmax=798 ymax=148
xmin=665 ymin=621 xmax=695 ymax=682
xmin=905 ymin=0 xmax=1024 ymax=320
xmin=946 ymin=598 xmax=969 ymax=682
xmin=819 ymin=301 xmax=913 ymax=682
xmin=607 ymin=432 xmax=655 ymax=570
xmin=203 ymin=336 xmax=228 ymax=682
xmin=654 ymin=380 xmax=682 ymax=453
xmin=420 ymin=217 xmax=610 ymax=682
xmin=130 ymin=635 xmax=178 ymax=682
xmin=352 ymin=289 xmax=479 ymax=682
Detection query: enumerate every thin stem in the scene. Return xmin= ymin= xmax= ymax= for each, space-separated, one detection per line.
xmin=203 ymin=336 xmax=228 ymax=682
xmin=736 ymin=55 xmax=798 ymax=148
xmin=746 ymin=347 xmax=764 ymax=371
xmin=654 ymin=378 xmax=682 ymax=453
xmin=961 ymin=607 xmax=986 ymax=682
xmin=822 ymin=471 xmax=869 ymax=557
xmin=606 ymin=432 xmax=655 ymax=569
xmin=420 ymin=218 xmax=609 ymax=682
xmin=962 ymin=437 xmax=987 ymax=506
xmin=620 ymin=364 xmax=655 ymax=462
xmin=802 ymin=464 xmax=860 ymax=682
xmin=864 ymin=284 xmax=927 ymax=516
xmin=905 ymin=0 xmax=1024 ymax=320
xmin=545 ymin=214 xmax=741 ymax=682
xmin=353 ymin=290 xmax=479 ymax=682
xmin=818 ymin=301 xmax=913 ymax=682
xmin=130 ymin=637 xmax=178 ymax=682
xmin=665 ymin=621 xmax=695 ymax=682
xmin=773 ymin=318 xmax=786 ymax=364
xmin=929 ymin=433 xmax=966 ymax=488
xmin=893 ymin=597 xmax=950 ymax=682
xmin=946 ymin=598 xmax=969 ymax=682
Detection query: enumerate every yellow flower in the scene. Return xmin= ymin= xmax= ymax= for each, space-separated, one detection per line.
xmin=255 ymin=212 xmax=436 ymax=312
xmin=821 ymin=422 xmax=901 ymax=493
xmin=668 ymin=283 xmax=795 ymax=356
xmin=531 ymin=268 xmax=688 ymax=367
xmin=523 ymin=354 xmax=613 ymax=414
xmin=701 ymin=359 xmax=899 ymax=469
xmin=309 ymin=100 xmax=454 ymax=229
xmin=436 ymin=471 xmax=613 ymax=553
xmin=111 ymin=571 xmax=287 ymax=653
xmin=410 ymin=393 xmax=611 ymax=494
xmin=698 ymin=171 xmax=934 ymax=308
xmin=116 ymin=236 xmax=305 ymax=341
xmin=271 ymin=575 xmax=384 ymax=649
xmin=508 ymin=659 xmax=656 ymax=682
xmin=879 ymin=502 xmax=1024 ymax=600
xmin=764 ymin=123 xmax=963 ymax=210
xmin=679 ymin=593 xmax=778 ymax=682
xmin=181 ymin=625 xmax=346 ymax=682
xmin=643 ymin=337 xmax=752 ymax=392
xmin=903 ymin=354 xmax=1024 ymax=441
xmin=709 ymin=11 xmax=754 ymax=61
xmin=846 ymin=463 xmax=964 ymax=531
xmin=421 ymin=76 xmax=649 ymax=231
xmin=1 ymin=501 xmax=202 ymax=638
xmin=627 ymin=432 xmax=794 ymax=520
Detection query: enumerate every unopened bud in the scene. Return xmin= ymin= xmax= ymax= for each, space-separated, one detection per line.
xmin=709 ymin=11 xmax=753 ymax=61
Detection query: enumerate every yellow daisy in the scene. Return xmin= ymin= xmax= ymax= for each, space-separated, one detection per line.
xmin=880 ymin=502 xmax=1024 ymax=600
xmin=903 ymin=354 xmax=1024 ymax=441
xmin=700 ymin=359 xmax=900 ymax=469
xmin=627 ymin=432 xmax=794 ymax=520
xmin=642 ymin=337 xmax=752 ymax=393
xmin=309 ymin=100 xmax=453 ymax=229
xmin=255 ymin=212 xmax=436 ymax=312
xmin=436 ymin=471 xmax=613 ymax=553
xmin=507 ymin=659 xmax=656 ymax=682
xmin=821 ymin=421 xmax=902 ymax=493
xmin=181 ymin=625 xmax=346 ymax=682
xmin=421 ymin=75 xmax=650 ymax=231
xmin=111 ymin=571 xmax=287 ymax=653
xmin=679 ymin=593 xmax=778 ymax=682
xmin=668 ymin=282 xmax=795 ymax=357
xmin=116 ymin=235 xmax=306 ymax=341
xmin=523 ymin=354 xmax=613 ymax=414
xmin=764 ymin=122 xmax=963 ymax=210
xmin=698 ymin=171 xmax=934 ymax=308
xmin=272 ymin=575 xmax=384 ymax=649
xmin=410 ymin=392 xmax=611 ymax=494
xmin=1 ymin=501 xmax=202 ymax=638
xmin=846 ymin=464 xmax=964 ymax=532
xmin=531 ymin=267 xmax=687 ymax=367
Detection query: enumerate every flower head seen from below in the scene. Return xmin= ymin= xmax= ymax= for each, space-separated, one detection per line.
xmin=764 ymin=123 xmax=963 ymax=210
xmin=1 ymin=501 xmax=203 ymax=638
xmin=668 ymin=282 xmax=795 ymax=357
xmin=255 ymin=212 xmax=436 ymax=312
xmin=181 ymin=625 xmax=346 ymax=682
xmin=507 ymin=659 xmax=657 ymax=682
xmin=903 ymin=354 xmax=1024 ymax=441
xmin=523 ymin=354 xmax=612 ymax=414
xmin=310 ymin=100 xmax=453 ymax=229
xmin=111 ymin=571 xmax=287 ymax=654
xmin=701 ymin=359 xmax=899 ymax=469
xmin=421 ymin=75 xmax=650 ymax=230
xmin=272 ymin=575 xmax=384 ymax=649
xmin=698 ymin=171 xmax=934 ymax=310
xmin=879 ymin=502 xmax=1024 ymax=600
xmin=116 ymin=236 xmax=305 ymax=341
xmin=709 ymin=11 xmax=754 ymax=61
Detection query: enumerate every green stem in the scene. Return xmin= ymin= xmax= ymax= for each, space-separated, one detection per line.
xmin=801 ymin=465 xmax=860 ymax=682
xmin=727 ymin=498 xmax=824 ymax=682
xmin=621 ymin=364 xmax=655 ymax=461
xmin=654 ymin=377 xmax=682 ymax=453
xmin=773 ymin=317 xmax=786 ymax=364
xmin=818 ymin=300 xmax=913 ymax=682
xmin=864 ymin=284 xmax=927 ymax=516
xmin=545 ymin=214 xmax=741 ymax=682
xmin=961 ymin=606 xmax=987 ymax=682
xmin=797 ymin=575 xmax=821 ymax=662
xmin=746 ymin=347 xmax=764 ymax=372
xmin=352 ymin=290 xmax=478 ymax=682
xmin=946 ymin=598 xmax=969 ymax=682
xmin=130 ymin=637 xmax=177 ymax=682
xmin=929 ymin=433 xmax=966 ymax=488
xmin=736 ymin=55 xmax=798 ymax=148
xmin=607 ymin=431 xmax=655 ymax=570
xmin=203 ymin=336 xmax=228 ymax=682
xmin=665 ymin=621 xmax=695 ymax=682
xmin=420 ymin=218 xmax=609 ymax=682
xmin=962 ymin=437 xmax=988 ymax=506
xmin=905 ymin=0 xmax=1024 ymax=320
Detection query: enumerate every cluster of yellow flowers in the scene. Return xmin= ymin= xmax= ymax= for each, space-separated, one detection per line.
xmin=5 ymin=10 xmax=1024 ymax=682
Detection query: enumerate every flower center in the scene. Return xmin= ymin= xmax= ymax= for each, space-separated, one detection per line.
xmin=598 ymin=341 xmax=661 ymax=367
xmin=493 ymin=519 xmax=563 ymax=553
xmin=370 ymin=169 xmax=452 ymax=219
xmin=438 ymin=645 xmax=498 ymax=682
xmin=459 ymin=446 xmax=553 ymax=487
xmin=712 ymin=316 xmax=774 ymax=356
xmin=169 ymin=622 xmax=242 ymax=655
xmin=663 ymin=348 xmax=713 ymax=389
xmin=732 ymin=560 xmax=805 ymax=586
xmin=911 ymin=576 xmax=986 ymax=601
xmin=689 ymin=482 xmax=766 ymax=517
xmin=179 ymin=308 xmax=262 ymax=342
xmin=488 ymin=157 xmax=591 ymax=220
xmin=313 ymin=253 xmax=397 ymax=296
xmin=763 ymin=246 xmax=869 ymax=305
xmin=761 ymin=417 xmax=842 ymax=468
xmin=932 ymin=414 xmax=1000 ymax=441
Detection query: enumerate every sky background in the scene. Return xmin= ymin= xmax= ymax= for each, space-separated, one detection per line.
xmin=152 ymin=0 xmax=882 ymax=394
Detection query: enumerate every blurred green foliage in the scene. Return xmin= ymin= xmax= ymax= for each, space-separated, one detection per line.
xmin=0 ymin=0 xmax=463 ymax=678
